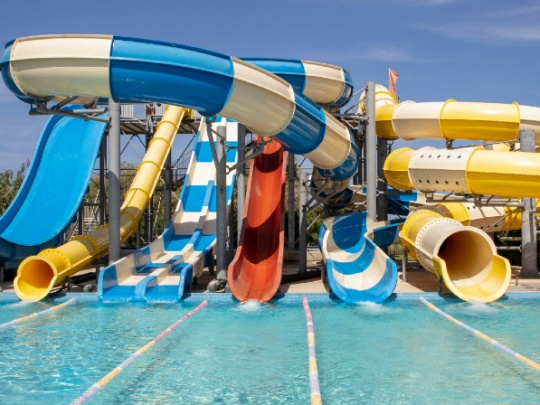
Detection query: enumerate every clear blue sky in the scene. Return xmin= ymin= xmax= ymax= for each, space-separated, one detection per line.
xmin=0 ymin=0 xmax=538 ymax=171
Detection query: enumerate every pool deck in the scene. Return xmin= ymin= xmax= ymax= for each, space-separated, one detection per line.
xmin=279 ymin=263 xmax=540 ymax=294
xmin=2 ymin=249 xmax=540 ymax=297
xmin=278 ymin=250 xmax=540 ymax=295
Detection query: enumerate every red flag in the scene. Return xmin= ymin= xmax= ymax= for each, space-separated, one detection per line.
xmin=389 ymin=68 xmax=399 ymax=96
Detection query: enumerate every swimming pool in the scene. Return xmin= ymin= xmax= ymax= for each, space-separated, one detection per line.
xmin=0 ymin=293 xmax=538 ymax=404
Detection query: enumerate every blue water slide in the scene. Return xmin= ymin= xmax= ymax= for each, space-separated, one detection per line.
xmin=318 ymin=211 xmax=401 ymax=303
xmin=99 ymin=117 xmax=238 ymax=302
xmin=388 ymin=188 xmax=418 ymax=216
xmin=243 ymin=58 xmax=354 ymax=111
xmin=0 ymin=107 xmax=107 ymax=266
xmin=2 ymin=36 xmax=358 ymax=181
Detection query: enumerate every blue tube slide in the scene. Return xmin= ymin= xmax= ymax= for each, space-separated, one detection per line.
xmin=318 ymin=212 xmax=401 ymax=303
xmin=2 ymin=35 xmax=357 ymax=181
xmin=243 ymin=58 xmax=354 ymax=111
xmin=0 ymin=107 xmax=106 ymax=267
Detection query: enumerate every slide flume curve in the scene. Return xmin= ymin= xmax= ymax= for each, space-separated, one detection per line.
xmin=319 ymin=212 xmax=400 ymax=303
xmin=0 ymin=107 xmax=106 ymax=267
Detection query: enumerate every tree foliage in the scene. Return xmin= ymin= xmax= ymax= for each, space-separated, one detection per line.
xmin=0 ymin=160 xmax=30 ymax=215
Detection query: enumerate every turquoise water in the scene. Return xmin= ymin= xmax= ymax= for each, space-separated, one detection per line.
xmin=0 ymin=294 xmax=539 ymax=404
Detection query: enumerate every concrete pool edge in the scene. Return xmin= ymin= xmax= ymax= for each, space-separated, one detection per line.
xmin=1 ymin=291 xmax=540 ymax=303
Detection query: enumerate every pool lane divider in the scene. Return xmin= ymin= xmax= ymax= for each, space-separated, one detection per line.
xmin=420 ymin=297 xmax=540 ymax=371
xmin=302 ymin=295 xmax=322 ymax=405
xmin=0 ymin=298 xmax=76 ymax=329
xmin=70 ymin=300 xmax=208 ymax=405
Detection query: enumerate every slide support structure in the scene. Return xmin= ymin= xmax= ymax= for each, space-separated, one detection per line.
xmin=237 ymin=125 xmax=246 ymax=246
xmin=213 ymin=123 xmax=228 ymax=282
xmin=377 ymin=137 xmax=388 ymax=222
xmin=365 ymin=81 xmax=377 ymax=222
xmin=288 ymin=154 xmax=296 ymax=250
xmin=299 ymin=170 xmax=308 ymax=272
xmin=99 ymin=138 xmax=106 ymax=226
xmin=520 ymin=129 xmax=539 ymax=278
xmin=144 ymin=133 xmax=154 ymax=243
xmin=164 ymin=150 xmax=172 ymax=226
xmin=108 ymin=99 xmax=121 ymax=264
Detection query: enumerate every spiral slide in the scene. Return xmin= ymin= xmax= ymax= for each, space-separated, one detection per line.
xmin=0 ymin=107 xmax=106 ymax=268
xmin=319 ymin=212 xmax=401 ymax=303
xmin=99 ymin=117 xmax=238 ymax=302
xmin=227 ymin=137 xmax=286 ymax=302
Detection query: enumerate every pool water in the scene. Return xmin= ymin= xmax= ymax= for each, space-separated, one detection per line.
xmin=0 ymin=294 xmax=538 ymax=404
xmin=314 ymin=297 xmax=540 ymax=404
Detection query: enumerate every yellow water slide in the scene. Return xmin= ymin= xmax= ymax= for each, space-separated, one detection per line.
xmin=361 ymin=84 xmax=540 ymax=143
xmin=385 ymin=146 xmax=540 ymax=302
xmin=15 ymin=106 xmax=188 ymax=301
xmin=385 ymin=146 xmax=540 ymax=200
xmin=400 ymin=209 xmax=510 ymax=302
xmin=364 ymin=85 xmax=540 ymax=302
xmin=400 ymin=200 xmax=523 ymax=301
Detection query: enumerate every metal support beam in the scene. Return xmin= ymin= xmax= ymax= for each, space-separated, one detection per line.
xmin=299 ymin=170 xmax=308 ymax=272
xmin=226 ymin=141 xmax=267 ymax=173
xmin=237 ymin=125 xmax=246 ymax=245
xmin=107 ymin=99 xmax=121 ymax=264
xmin=78 ymin=204 xmax=84 ymax=235
xmin=215 ymin=124 xmax=228 ymax=281
xmin=401 ymin=249 xmax=408 ymax=283
xmin=164 ymin=151 xmax=172 ymax=226
xmin=519 ymin=129 xmax=539 ymax=278
xmin=377 ymin=138 xmax=388 ymax=222
xmin=30 ymin=106 xmax=109 ymax=123
xmin=365 ymin=81 xmax=377 ymax=222
xmin=288 ymin=153 xmax=296 ymax=250
xmin=145 ymin=133 xmax=153 ymax=243
xmin=99 ymin=136 xmax=107 ymax=226
xmin=355 ymin=131 xmax=365 ymax=186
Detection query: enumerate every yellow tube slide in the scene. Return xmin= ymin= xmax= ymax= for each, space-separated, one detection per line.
xmin=361 ymin=84 xmax=540 ymax=143
xmin=433 ymin=202 xmax=522 ymax=232
xmin=406 ymin=200 xmax=522 ymax=233
xmin=401 ymin=209 xmax=511 ymax=302
xmin=15 ymin=106 xmax=188 ymax=301
xmin=385 ymin=146 xmax=540 ymax=199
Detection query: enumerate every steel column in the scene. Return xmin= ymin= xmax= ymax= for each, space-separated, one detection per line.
xmin=78 ymin=204 xmax=84 ymax=235
xmin=519 ymin=129 xmax=539 ymax=278
xmin=164 ymin=151 xmax=172 ymax=226
xmin=299 ymin=169 xmax=308 ymax=272
xmin=365 ymin=81 xmax=377 ymax=222
xmin=377 ymin=138 xmax=388 ymax=222
xmin=107 ymin=99 xmax=121 ymax=264
xmin=144 ymin=133 xmax=153 ymax=243
xmin=215 ymin=124 xmax=228 ymax=281
xmin=288 ymin=154 xmax=296 ymax=250
xmin=99 ymin=136 xmax=106 ymax=226
xmin=237 ymin=125 xmax=246 ymax=245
